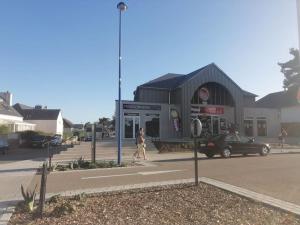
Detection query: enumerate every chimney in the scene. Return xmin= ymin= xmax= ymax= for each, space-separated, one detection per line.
xmin=0 ymin=91 xmax=13 ymax=106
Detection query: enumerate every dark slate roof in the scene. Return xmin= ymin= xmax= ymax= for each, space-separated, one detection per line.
xmin=73 ymin=124 xmax=84 ymax=129
xmin=63 ymin=118 xmax=73 ymax=128
xmin=18 ymin=109 xmax=60 ymax=120
xmin=139 ymin=65 xmax=209 ymax=90
xmin=0 ymin=99 xmax=22 ymax=118
xmin=138 ymin=63 xmax=257 ymax=97
xmin=13 ymin=103 xmax=33 ymax=114
xmin=242 ymin=90 xmax=258 ymax=97
xmin=255 ymin=90 xmax=299 ymax=108
xmin=140 ymin=73 xmax=185 ymax=89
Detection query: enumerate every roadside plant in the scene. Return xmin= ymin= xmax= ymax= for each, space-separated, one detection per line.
xmin=50 ymin=163 xmax=58 ymax=172
xmin=21 ymin=184 xmax=37 ymax=212
xmin=48 ymin=194 xmax=62 ymax=204
xmin=69 ymin=161 xmax=74 ymax=170
xmin=52 ymin=201 xmax=76 ymax=216
xmin=73 ymin=192 xmax=87 ymax=201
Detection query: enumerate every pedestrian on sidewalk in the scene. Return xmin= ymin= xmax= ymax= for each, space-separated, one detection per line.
xmin=133 ymin=128 xmax=147 ymax=160
xmin=278 ymin=128 xmax=288 ymax=151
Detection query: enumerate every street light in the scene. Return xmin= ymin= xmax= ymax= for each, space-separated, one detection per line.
xmin=117 ymin=2 xmax=127 ymax=165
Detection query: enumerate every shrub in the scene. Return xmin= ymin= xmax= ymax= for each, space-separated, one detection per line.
xmin=0 ymin=125 xmax=9 ymax=135
xmin=20 ymin=184 xmax=37 ymax=212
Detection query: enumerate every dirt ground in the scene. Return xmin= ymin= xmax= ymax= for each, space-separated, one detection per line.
xmin=9 ymin=183 xmax=300 ymax=225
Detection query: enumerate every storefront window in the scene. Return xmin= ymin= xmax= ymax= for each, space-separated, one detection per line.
xmin=257 ymin=119 xmax=267 ymax=137
xmin=244 ymin=119 xmax=253 ymax=137
xmin=124 ymin=113 xmax=140 ymax=139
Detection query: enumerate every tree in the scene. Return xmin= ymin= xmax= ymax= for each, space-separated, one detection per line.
xmin=278 ymin=48 xmax=300 ymax=89
xmin=98 ymin=117 xmax=110 ymax=128
xmin=0 ymin=125 xmax=9 ymax=135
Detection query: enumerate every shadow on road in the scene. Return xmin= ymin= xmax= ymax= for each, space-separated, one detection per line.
xmin=152 ymin=154 xmax=259 ymax=163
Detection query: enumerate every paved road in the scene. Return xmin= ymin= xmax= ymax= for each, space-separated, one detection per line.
xmin=29 ymin=153 xmax=300 ymax=206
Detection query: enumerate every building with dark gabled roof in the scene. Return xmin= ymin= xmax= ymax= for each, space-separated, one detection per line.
xmin=117 ymin=63 xmax=283 ymax=141
xmin=0 ymin=92 xmax=35 ymax=132
xmin=251 ymin=86 xmax=300 ymax=137
xmin=116 ymin=63 xmax=300 ymax=140
xmin=14 ymin=104 xmax=64 ymax=135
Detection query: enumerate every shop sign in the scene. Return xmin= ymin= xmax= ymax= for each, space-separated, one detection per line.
xmin=123 ymin=104 xmax=161 ymax=111
xmin=200 ymin=107 xmax=224 ymax=115
xmin=198 ymin=87 xmax=209 ymax=101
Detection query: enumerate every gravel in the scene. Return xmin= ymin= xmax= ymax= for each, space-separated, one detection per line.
xmin=9 ymin=183 xmax=300 ymax=225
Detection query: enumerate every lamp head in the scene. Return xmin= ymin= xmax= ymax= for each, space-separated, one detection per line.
xmin=117 ymin=2 xmax=127 ymax=11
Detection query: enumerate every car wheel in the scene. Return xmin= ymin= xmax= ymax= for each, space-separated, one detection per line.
xmin=260 ymin=146 xmax=269 ymax=156
xmin=205 ymin=152 xmax=215 ymax=158
xmin=221 ymin=148 xmax=231 ymax=158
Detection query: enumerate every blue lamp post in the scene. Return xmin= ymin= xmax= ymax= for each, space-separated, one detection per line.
xmin=117 ymin=2 xmax=127 ymax=165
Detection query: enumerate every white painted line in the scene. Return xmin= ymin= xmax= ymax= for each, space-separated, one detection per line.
xmin=81 ymin=169 xmax=183 ymax=180
xmin=139 ymin=170 xmax=183 ymax=175
xmin=82 ymin=173 xmax=137 ymax=179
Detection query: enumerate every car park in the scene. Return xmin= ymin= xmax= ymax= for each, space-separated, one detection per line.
xmin=199 ymin=133 xmax=271 ymax=158
xmin=0 ymin=139 xmax=9 ymax=155
xmin=84 ymin=136 xmax=92 ymax=142
xmin=31 ymin=135 xmax=48 ymax=148
xmin=50 ymin=135 xmax=63 ymax=146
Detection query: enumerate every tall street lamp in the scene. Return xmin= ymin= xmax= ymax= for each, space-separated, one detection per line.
xmin=117 ymin=2 xmax=127 ymax=165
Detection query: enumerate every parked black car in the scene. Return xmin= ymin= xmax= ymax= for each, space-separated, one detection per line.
xmin=0 ymin=139 xmax=9 ymax=155
xmin=199 ymin=133 xmax=271 ymax=158
xmin=84 ymin=136 xmax=92 ymax=142
xmin=31 ymin=135 xmax=48 ymax=148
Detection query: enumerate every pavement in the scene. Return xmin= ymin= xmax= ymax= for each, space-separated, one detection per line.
xmin=1 ymin=140 xmax=300 ymax=224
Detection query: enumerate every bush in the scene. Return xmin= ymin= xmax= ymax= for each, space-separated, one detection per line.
xmin=0 ymin=125 xmax=9 ymax=135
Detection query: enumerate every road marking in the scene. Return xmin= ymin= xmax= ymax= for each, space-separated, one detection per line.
xmin=81 ymin=169 xmax=183 ymax=180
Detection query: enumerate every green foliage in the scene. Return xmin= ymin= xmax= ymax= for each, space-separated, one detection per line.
xmin=63 ymin=132 xmax=73 ymax=141
xmin=0 ymin=125 xmax=9 ymax=135
xmin=73 ymin=193 xmax=87 ymax=201
xmin=21 ymin=184 xmax=37 ymax=212
xmin=52 ymin=201 xmax=76 ymax=216
xmin=48 ymin=194 xmax=62 ymax=204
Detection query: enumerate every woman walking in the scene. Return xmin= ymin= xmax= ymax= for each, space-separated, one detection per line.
xmin=133 ymin=128 xmax=147 ymax=160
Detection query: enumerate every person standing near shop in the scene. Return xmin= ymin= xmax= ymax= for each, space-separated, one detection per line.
xmin=133 ymin=128 xmax=147 ymax=160
xmin=278 ymin=128 xmax=288 ymax=150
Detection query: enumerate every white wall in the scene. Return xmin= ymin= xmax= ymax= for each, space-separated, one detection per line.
xmin=0 ymin=114 xmax=23 ymax=123
xmin=244 ymin=108 xmax=280 ymax=137
xmin=281 ymin=106 xmax=300 ymax=123
xmin=26 ymin=120 xmax=58 ymax=135
xmin=56 ymin=112 xmax=64 ymax=135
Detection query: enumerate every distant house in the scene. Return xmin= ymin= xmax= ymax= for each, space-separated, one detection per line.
xmin=0 ymin=92 xmax=35 ymax=132
xmin=73 ymin=124 xmax=84 ymax=131
xmin=63 ymin=118 xmax=74 ymax=133
xmin=14 ymin=104 xmax=63 ymax=135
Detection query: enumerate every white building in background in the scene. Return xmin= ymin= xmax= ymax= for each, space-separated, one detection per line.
xmin=14 ymin=104 xmax=64 ymax=135
xmin=0 ymin=91 xmax=35 ymax=132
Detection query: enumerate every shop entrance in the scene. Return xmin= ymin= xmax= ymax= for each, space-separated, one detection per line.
xmin=199 ymin=115 xmax=220 ymax=137
xmin=124 ymin=114 xmax=140 ymax=139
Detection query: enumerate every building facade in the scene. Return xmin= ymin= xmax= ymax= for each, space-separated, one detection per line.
xmin=116 ymin=63 xmax=300 ymax=140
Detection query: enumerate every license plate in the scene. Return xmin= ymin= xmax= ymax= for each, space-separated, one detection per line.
xmin=200 ymin=144 xmax=206 ymax=147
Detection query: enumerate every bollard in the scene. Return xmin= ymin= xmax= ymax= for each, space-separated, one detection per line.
xmin=191 ymin=119 xmax=202 ymax=186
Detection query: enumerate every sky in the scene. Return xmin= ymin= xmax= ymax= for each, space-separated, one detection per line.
xmin=0 ymin=0 xmax=299 ymax=123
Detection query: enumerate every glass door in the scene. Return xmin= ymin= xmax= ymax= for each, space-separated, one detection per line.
xmin=124 ymin=115 xmax=140 ymax=139
xmin=212 ymin=116 xmax=220 ymax=135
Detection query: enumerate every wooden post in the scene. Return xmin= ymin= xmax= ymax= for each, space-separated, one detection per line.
xmin=38 ymin=162 xmax=48 ymax=218
xmin=91 ymin=123 xmax=96 ymax=163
